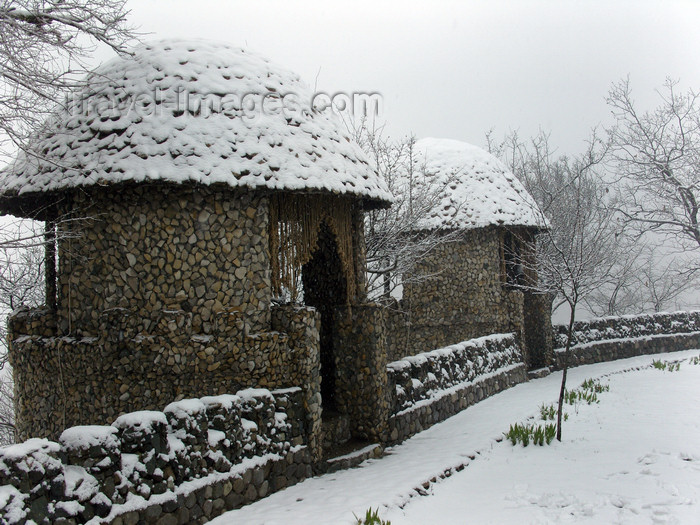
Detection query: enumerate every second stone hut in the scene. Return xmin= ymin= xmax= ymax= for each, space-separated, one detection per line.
xmin=383 ymin=137 xmax=553 ymax=369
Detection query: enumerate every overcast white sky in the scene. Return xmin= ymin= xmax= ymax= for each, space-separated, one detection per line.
xmin=107 ymin=0 xmax=700 ymax=155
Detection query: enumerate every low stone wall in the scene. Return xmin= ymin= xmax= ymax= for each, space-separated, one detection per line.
xmin=0 ymin=388 xmax=312 ymax=525
xmin=553 ymin=311 xmax=700 ymax=369
xmin=553 ymin=310 xmax=700 ymax=348
xmin=386 ymin=333 xmax=527 ymax=443
xmin=555 ymin=332 xmax=700 ymax=369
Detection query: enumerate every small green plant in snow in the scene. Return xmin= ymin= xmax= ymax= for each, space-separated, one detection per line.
xmin=539 ymin=403 xmax=567 ymax=422
xmin=580 ymin=378 xmax=610 ymax=393
xmin=539 ymin=403 xmax=556 ymax=420
xmin=652 ymin=359 xmax=681 ymax=371
xmin=563 ymin=378 xmax=609 ymax=413
xmin=355 ymin=508 xmax=391 ymax=525
xmin=505 ymin=422 xmax=556 ymax=446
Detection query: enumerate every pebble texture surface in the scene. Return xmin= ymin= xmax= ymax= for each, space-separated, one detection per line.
xmin=0 ymin=388 xmax=312 ymax=525
xmin=386 ymin=228 xmax=528 ymax=360
xmin=553 ymin=310 xmax=700 ymax=348
xmin=55 ymin=184 xmax=271 ymax=336
xmin=386 ymin=333 xmax=527 ymax=443
xmin=553 ymin=311 xmax=700 ymax=368
xmin=9 ymin=303 xmax=321 ymax=446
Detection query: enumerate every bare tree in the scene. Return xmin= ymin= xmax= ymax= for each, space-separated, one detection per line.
xmin=0 ymin=0 xmax=135 ymax=156
xmin=491 ymin=130 xmax=621 ymax=440
xmin=0 ymin=223 xmax=45 ymax=312
xmin=637 ymin=250 xmax=697 ymax=313
xmin=534 ymin=156 xmax=620 ymax=441
xmin=584 ymin=243 xmax=697 ymax=316
xmin=607 ymin=78 xmax=700 ymax=262
xmin=354 ymin=124 xmax=460 ymax=305
xmin=583 ymin=239 xmax=646 ymax=317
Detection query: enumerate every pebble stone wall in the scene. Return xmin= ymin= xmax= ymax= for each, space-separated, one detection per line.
xmin=387 ymin=226 xmax=552 ymax=367
xmin=386 ymin=333 xmax=527 ymax=443
xmin=385 ymin=228 xmax=533 ymax=362
xmin=553 ymin=311 xmax=700 ymax=368
xmin=333 ymin=304 xmax=390 ymax=443
xmin=523 ymin=292 xmax=554 ymax=370
xmin=270 ymin=306 xmax=323 ymax=461
xmin=0 ymin=388 xmax=312 ymax=525
xmin=55 ymin=184 xmax=271 ymax=336
xmin=9 ymin=305 xmax=322 ymax=452
xmin=553 ymin=310 xmax=700 ymax=348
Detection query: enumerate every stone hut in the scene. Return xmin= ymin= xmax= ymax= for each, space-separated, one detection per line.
xmin=384 ymin=137 xmax=553 ymax=368
xmin=0 ymin=39 xmax=392 ymax=460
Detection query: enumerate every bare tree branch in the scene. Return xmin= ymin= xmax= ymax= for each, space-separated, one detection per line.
xmin=353 ymin=122 xmax=461 ymax=306
xmin=0 ymin=0 xmax=137 ymax=157
xmin=607 ymin=78 xmax=700 ymax=262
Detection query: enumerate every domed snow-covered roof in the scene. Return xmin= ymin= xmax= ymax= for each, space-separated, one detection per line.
xmin=409 ymin=138 xmax=546 ymax=231
xmin=0 ymin=39 xmax=392 ymax=216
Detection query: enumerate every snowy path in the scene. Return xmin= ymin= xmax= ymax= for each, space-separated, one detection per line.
xmin=210 ymin=351 xmax=700 ymax=524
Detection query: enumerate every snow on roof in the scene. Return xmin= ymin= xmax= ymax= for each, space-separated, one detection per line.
xmin=409 ymin=138 xmax=546 ymax=230
xmin=0 ymin=39 xmax=392 ymax=212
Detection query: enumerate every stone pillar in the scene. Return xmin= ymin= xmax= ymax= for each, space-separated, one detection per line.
xmin=45 ymin=219 xmax=57 ymax=312
xmin=351 ymin=206 xmax=368 ymax=303
xmin=270 ymin=305 xmax=323 ymax=462
xmin=523 ymin=292 xmax=554 ymax=369
xmin=333 ymin=304 xmax=390 ymax=442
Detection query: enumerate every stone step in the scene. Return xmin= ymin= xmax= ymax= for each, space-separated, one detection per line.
xmin=322 ymin=441 xmax=384 ymax=473
xmin=528 ymin=366 xmax=552 ymax=380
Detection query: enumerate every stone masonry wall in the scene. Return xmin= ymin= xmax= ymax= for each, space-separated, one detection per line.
xmin=55 ymin=184 xmax=271 ymax=336
xmin=333 ymin=304 xmax=390 ymax=443
xmin=555 ymin=332 xmax=700 ymax=369
xmin=0 ymin=388 xmax=312 ymax=525
xmin=270 ymin=305 xmax=323 ymax=461
xmin=9 ymin=306 xmax=321 ymax=446
xmin=553 ymin=311 xmax=700 ymax=369
xmin=553 ymin=310 xmax=700 ymax=348
xmin=385 ymin=228 xmax=526 ymax=361
xmin=386 ymin=333 xmax=527 ymax=443
xmin=523 ymin=292 xmax=554 ymax=369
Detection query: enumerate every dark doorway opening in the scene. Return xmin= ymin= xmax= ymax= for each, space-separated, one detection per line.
xmin=302 ymin=221 xmax=348 ymax=412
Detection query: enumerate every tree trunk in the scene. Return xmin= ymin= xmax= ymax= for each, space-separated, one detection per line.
xmin=45 ymin=219 xmax=57 ymax=311
xmin=556 ymin=303 xmax=576 ymax=441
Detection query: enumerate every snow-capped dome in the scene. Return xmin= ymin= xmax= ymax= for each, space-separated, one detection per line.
xmin=0 ymin=39 xmax=392 ymax=214
xmin=408 ymin=137 xmax=545 ymax=230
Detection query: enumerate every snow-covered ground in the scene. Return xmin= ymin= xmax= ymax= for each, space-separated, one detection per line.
xmin=211 ymin=351 xmax=700 ymax=525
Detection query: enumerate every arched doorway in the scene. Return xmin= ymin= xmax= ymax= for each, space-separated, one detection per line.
xmin=302 ymin=221 xmax=347 ymax=413
xmin=269 ymin=194 xmax=366 ymax=455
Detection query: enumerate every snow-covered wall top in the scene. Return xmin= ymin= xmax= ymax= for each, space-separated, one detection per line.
xmin=0 ymin=387 xmax=309 ymax=524
xmin=407 ymin=138 xmax=546 ymax=230
xmin=387 ymin=333 xmax=524 ymax=414
xmin=0 ymin=39 xmax=392 ymax=209
xmin=553 ymin=310 xmax=700 ymax=349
